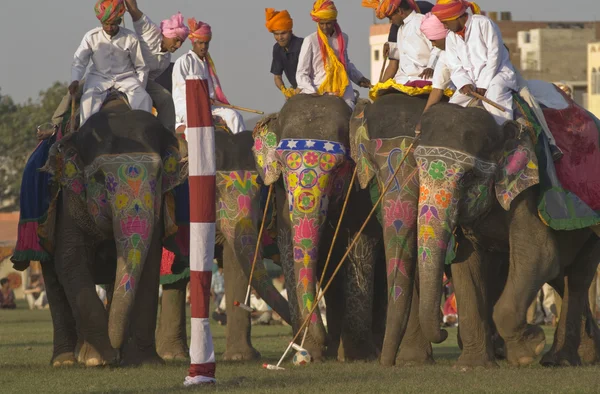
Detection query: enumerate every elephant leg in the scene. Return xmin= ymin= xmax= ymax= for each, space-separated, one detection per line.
xmin=156 ymin=278 xmax=189 ymax=361
xmin=222 ymin=242 xmax=260 ymax=361
xmin=41 ymin=259 xmax=78 ymax=367
xmin=541 ymin=237 xmax=600 ymax=367
xmin=323 ymin=268 xmax=344 ymax=360
xmin=451 ymin=239 xmax=497 ymax=369
xmin=486 ymin=253 xmax=509 ymax=360
xmin=371 ymin=256 xmax=388 ymax=354
xmin=493 ymin=196 xmax=559 ymax=367
xmin=120 ymin=225 xmax=164 ymax=366
xmin=396 ymin=286 xmax=434 ymax=366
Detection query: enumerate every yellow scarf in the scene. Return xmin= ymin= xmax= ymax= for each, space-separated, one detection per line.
xmin=316 ymin=25 xmax=349 ymax=97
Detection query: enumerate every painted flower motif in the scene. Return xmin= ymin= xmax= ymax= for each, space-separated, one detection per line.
xmin=294 ymin=217 xmax=320 ymax=249
xmin=287 ymin=173 xmax=299 ymax=191
xmin=64 ymin=161 xmax=77 ymax=179
xmin=294 ymin=247 xmax=305 ymax=261
xmin=286 ymin=152 xmax=302 ymax=170
xmin=115 ymin=193 xmax=130 ymax=210
xmin=319 ymin=153 xmax=336 ymax=172
xmin=70 ymin=179 xmax=84 ymax=194
xmin=419 ymin=185 xmax=430 ymax=204
xmin=303 ymin=151 xmax=319 ymax=167
xmin=127 ymin=248 xmax=142 ymax=267
xmin=106 ymin=175 xmax=118 ymax=194
xmin=387 ymin=258 xmax=408 ymax=277
xmin=383 ymin=199 xmax=416 ymax=232
xmin=428 ymin=160 xmax=447 ymax=180
xmin=89 ymin=202 xmax=99 ymax=217
xmin=505 ymin=148 xmax=528 ymax=176
xmin=434 ymin=190 xmax=452 ymax=209
xmin=254 ymin=138 xmax=264 ymax=151
xmin=265 ymin=132 xmax=277 ymax=147
xmin=164 ymin=157 xmax=177 ymax=174
xmin=238 ymin=194 xmax=251 ymax=215
xmin=419 ymin=225 xmax=436 ymax=243
xmin=143 ymin=193 xmax=153 ymax=209
xmin=318 ymin=173 xmax=330 ymax=192
xmin=120 ymin=216 xmax=150 ymax=239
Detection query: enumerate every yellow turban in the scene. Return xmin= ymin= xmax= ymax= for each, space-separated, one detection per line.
xmin=265 ymin=8 xmax=293 ymax=32
xmin=310 ymin=0 xmax=338 ymax=22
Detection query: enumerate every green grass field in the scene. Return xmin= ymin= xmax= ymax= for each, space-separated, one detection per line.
xmin=2 ymin=301 xmax=600 ymax=393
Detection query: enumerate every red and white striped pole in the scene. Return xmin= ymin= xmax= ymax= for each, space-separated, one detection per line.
xmin=183 ymin=76 xmax=217 ymax=386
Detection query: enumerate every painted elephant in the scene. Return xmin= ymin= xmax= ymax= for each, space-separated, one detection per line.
xmin=156 ymin=129 xmax=292 ymax=361
xmin=31 ymin=95 xmax=185 ymax=367
xmin=350 ymin=93 xmax=435 ymax=366
xmin=253 ymin=94 xmax=387 ymax=361
xmin=412 ymin=101 xmax=600 ymax=367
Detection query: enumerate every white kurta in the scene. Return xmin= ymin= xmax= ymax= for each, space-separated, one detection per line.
xmin=391 ymin=11 xmax=440 ymax=85
xmin=133 ymin=14 xmax=171 ymax=81
xmin=71 ymin=27 xmax=152 ymax=125
xmin=431 ymin=51 xmax=453 ymax=90
xmin=172 ymin=50 xmax=245 ymax=135
xmin=296 ymin=31 xmax=364 ymax=109
xmin=445 ymin=15 xmax=517 ymax=124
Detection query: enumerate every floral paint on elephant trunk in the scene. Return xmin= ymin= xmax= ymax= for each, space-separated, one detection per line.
xmin=276 ymin=139 xmax=348 ymax=324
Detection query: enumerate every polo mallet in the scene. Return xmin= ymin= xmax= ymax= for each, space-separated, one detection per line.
xmin=263 ymin=166 xmax=358 ymax=370
xmin=379 ymin=54 xmax=389 ymax=83
xmin=69 ymin=95 xmax=76 ymax=134
xmin=266 ymin=135 xmax=421 ymax=370
xmin=234 ymin=184 xmax=274 ymax=313
xmin=468 ymin=91 xmax=508 ymax=113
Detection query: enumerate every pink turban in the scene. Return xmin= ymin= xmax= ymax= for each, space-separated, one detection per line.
xmin=420 ymin=13 xmax=448 ymax=40
xmin=188 ymin=18 xmax=212 ymax=42
xmin=160 ymin=12 xmax=190 ymax=42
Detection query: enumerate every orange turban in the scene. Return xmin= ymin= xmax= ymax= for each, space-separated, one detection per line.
xmin=265 ymin=8 xmax=293 ymax=32
xmin=188 ymin=18 xmax=212 ymax=42
xmin=362 ymin=0 xmax=420 ymax=20
xmin=310 ymin=0 xmax=338 ymax=22
xmin=431 ymin=0 xmax=481 ymax=22
xmin=94 ymin=0 xmax=125 ymax=24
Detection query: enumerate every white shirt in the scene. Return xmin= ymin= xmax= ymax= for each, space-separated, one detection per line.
xmin=445 ymin=14 xmax=516 ymax=91
xmin=172 ymin=50 xmax=217 ymax=128
xmin=432 ymin=51 xmax=452 ymax=90
xmin=133 ymin=14 xmax=171 ymax=81
xmin=392 ymin=11 xmax=440 ymax=84
xmin=296 ymin=31 xmax=364 ymax=94
xmin=71 ymin=27 xmax=148 ymax=87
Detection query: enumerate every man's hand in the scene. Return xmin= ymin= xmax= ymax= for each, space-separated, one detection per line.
xmin=383 ymin=42 xmax=390 ymax=59
xmin=358 ymin=77 xmax=371 ymax=88
xmin=68 ymin=81 xmax=79 ymax=96
xmin=419 ymin=68 xmax=434 ymax=80
xmin=176 ymin=125 xmax=186 ymax=134
xmin=475 ymin=88 xmax=487 ymax=97
xmin=459 ymin=84 xmax=476 ymax=96
xmin=124 ymin=0 xmax=143 ymax=21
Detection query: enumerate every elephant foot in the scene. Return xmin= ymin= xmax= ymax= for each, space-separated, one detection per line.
xmin=121 ymin=348 xmax=166 ymax=367
xmin=396 ymin=344 xmax=435 ymax=367
xmin=493 ymin=333 xmax=506 ymax=360
xmin=454 ymin=353 xmax=498 ymax=370
xmin=51 ymin=352 xmax=76 ymax=367
xmin=222 ymin=346 xmax=261 ymax=361
xmin=577 ymin=316 xmax=600 ymax=364
xmin=77 ymin=342 xmax=117 ymax=367
xmin=540 ymin=348 xmax=582 ymax=367
xmin=157 ymin=341 xmax=189 ymax=361
xmin=505 ymin=325 xmax=546 ymax=367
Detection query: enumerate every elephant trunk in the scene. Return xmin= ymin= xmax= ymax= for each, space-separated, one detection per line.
xmin=379 ymin=192 xmax=418 ymax=365
xmin=416 ymin=166 xmax=459 ymax=344
xmin=105 ymin=160 xmax=161 ymax=350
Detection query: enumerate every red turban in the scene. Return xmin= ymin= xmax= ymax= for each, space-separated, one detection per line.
xmin=94 ymin=0 xmax=125 ymax=24
xmin=188 ymin=18 xmax=212 ymax=42
xmin=362 ymin=0 xmax=420 ymax=20
xmin=431 ymin=0 xmax=481 ymax=22
xmin=420 ymin=13 xmax=448 ymax=40
xmin=265 ymin=9 xmax=293 ymax=32
xmin=161 ymin=13 xmax=190 ymax=42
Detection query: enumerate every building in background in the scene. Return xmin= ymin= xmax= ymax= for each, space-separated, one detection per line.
xmin=368 ymin=12 xmax=600 ymax=108
xmin=589 ymin=42 xmax=600 ymax=117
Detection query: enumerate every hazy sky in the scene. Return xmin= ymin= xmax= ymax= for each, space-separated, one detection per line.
xmin=1 ymin=0 xmax=598 ymax=115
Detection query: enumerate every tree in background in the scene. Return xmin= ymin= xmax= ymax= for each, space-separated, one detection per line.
xmin=0 ymin=82 xmax=67 ymax=211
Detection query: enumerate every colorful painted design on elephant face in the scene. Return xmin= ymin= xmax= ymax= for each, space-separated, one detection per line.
xmin=494 ymin=140 xmax=539 ymax=211
xmin=252 ymin=122 xmax=281 ymax=185
xmin=277 ymin=138 xmax=347 ymax=321
xmin=355 ymin=134 xmax=419 ymax=302
xmin=87 ymin=154 xmax=162 ymax=294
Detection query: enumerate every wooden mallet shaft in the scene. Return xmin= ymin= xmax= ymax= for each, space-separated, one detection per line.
xmin=469 ymin=91 xmax=508 ymax=113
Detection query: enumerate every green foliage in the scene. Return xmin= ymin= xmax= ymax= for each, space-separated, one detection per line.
xmin=0 ymin=82 xmax=67 ymax=211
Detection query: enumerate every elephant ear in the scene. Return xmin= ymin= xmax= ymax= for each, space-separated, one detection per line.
xmin=252 ymin=113 xmax=282 ymax=185
xmin=161 ymin=144 xmax=185 ymax=194
xmin=494 ymin=124 xmax=540 ymax=210
xmin=349 ymin=102 xmax=378 ymax=189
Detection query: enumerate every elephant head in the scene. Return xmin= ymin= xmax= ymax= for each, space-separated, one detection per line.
xmin=252 ymin=95 xmax=353 ymax=348
xmin=42 ymin=115 xmax=184 ymax=351
xmin=349 ymin=94 xmax=423 ymax=365
xmin=414 ymin=104 xmax=539 ymax=343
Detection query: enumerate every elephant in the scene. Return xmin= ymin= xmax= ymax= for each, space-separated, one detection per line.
xmin=155 ymin=129 xmax=292 ymax=361
xmin=253 ymin=94 xmax=388 ymax=361
xmin=25 ymin=93 xmax=185 ymax=367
